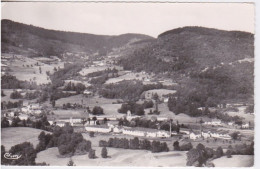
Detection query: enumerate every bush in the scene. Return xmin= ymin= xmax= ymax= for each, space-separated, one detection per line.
xmin=173 ymin=141 xmax=180 ymax=151
xmin=101 ymin=147 xmax=108 ymax=158
xmin=89 ymin=131 xmax=95 ymax=137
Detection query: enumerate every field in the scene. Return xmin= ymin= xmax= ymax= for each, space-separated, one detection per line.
xmin=55 ymin=94 xmax=120 ymax=112
xmin=1 ymin=127 xmax=50 ymax=150
xmin=212 ymin=155 xmax=254 ymax=167
xmin=36 ymin=147 xmax=187 ymax=167
xmin=79 ymin=66 xmax=108 ymax=76
xmin=105 ymin=72 xmax=151 ymax=84
xmin=3 ymin=54 xmax=64 ymax=84
xmin=224 ymin=106 xmax=254 ymax=123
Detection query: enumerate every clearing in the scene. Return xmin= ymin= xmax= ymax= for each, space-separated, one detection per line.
xmin=212 ymin=155 xmax=254 ymax=167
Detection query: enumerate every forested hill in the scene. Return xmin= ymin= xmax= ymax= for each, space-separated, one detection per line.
xmin=1 ymin=19 xmax=153 ymax=56
xmin=118 ymin=26 xmax=254 ymax=102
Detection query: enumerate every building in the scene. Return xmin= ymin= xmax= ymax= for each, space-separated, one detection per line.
xmin=242 ymin=123 xmax=250 ymax=129
xmin=18 ymin=114 xmax=29 ymax=121
xmin=85 ymin=125 xmax=112 ymax=133
xmin=201 ymin=131 xmax=211 ymax=139
xmin=189 ymin=131 xmax=201 ymax=140
xmin=204 ymin=120 xmax=222 ymax=126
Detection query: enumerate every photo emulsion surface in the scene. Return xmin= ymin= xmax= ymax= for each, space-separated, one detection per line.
xmin=1 ymin=2 xmax=255 ymax=167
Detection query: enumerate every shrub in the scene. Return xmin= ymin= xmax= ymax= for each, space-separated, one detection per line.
xmin=215 ymin=146 xmax=224 ymax=158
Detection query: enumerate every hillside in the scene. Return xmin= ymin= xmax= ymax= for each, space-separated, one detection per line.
xmin=1 ymin=19 xmax=153 ymax=57
xmin=118 ymin=27 xmax=254 ymax=102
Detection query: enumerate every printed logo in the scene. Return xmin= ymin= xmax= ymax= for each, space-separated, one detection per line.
xmin=4 ymin=153 xmax=22 ymax=160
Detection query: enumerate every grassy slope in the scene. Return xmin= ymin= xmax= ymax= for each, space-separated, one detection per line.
xmin=1 ymin=127 xmax=50 ymax=150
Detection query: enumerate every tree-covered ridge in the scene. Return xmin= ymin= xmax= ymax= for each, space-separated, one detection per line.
xmin=1 ymin=19 xmax=153 ymax=56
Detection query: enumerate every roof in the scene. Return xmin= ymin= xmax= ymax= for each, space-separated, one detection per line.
xmin=85 ymin=125 xmax=110 ymax=129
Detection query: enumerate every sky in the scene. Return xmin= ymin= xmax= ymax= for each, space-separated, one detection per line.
xmin=1 ymin=2 xmax=255 ymax=37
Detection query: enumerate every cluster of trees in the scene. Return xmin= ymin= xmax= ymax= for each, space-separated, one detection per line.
xmin=1 ymin=143 xmax=48 ymax=166
xmin=99 ymin=137 xmax=169 ymax=153
xmin=173 ymin=141 xmax=193 ymax=151
xmin=35 ymin=125 xmax=92 ymax=156
xmin=89 ymin=75 xmax=109 ymax=85
xmin=62 ymin=103 xmax=83 ymax=109
xmin=168 ymin=96 xmax=243 ymax=123
xmin=186 ymin=141 xmax=254 ymax=167
xmin=63 ymin=82 xmax=86 ymax=94
xmin=186 ymin=143 xmax=223 ymax=167
xmin=50 ymin=63 xmax=84 ymax=89
xmin=1 ymin=100 xmax=23 ymax=109
xmin=50 ymin=90 xmax=77 ymax=101
xmin=99 ymin=80 xmax=165 ymax=101
xmin=24 ymin=91 xmax=42 ymax=100
xmin=10 ymin=90 xmax=23 ymax=99
xmin=1 ymin=115 xmax=51 ymax=131
xmin=1 ymin=75 xmax=39 ymax=90
xmin=226 ymin=142 xmax=254 ymax=156
xmin=87 ymin=68 xmax=118 ymax=77
xmin=118 ymin=102 xmax=145 ymax=116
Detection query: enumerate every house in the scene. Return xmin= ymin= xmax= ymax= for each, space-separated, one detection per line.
xmin=180 ymin=128 xmax=190 ymax=135
xmin=156 ymin=130 xmax=170 ymax=138
xmin=189 ymin=131 xmax=201 ymax=140
xmin=85 ymin=125 xmax=112 ymax=133
xmin=113 ymin=126 xmax=123 ymax=133
xmin=228 ymin=122 xmax=234 ymax=126
xmin=83 ymin=90 xmax=92 ymax=96
xmin=242 ymin=123 xmax=250 ymax=129
xmin=18 ymin=114 xmax=29 ymax=121
xmin=204 ymin=120 xmax=222 ymax=126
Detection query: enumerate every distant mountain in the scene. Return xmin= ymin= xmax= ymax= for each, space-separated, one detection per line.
xmin=118 ymin=26 xmax=254 ymax=102
xmin=1 ymin=19 xmax=153 ymax=57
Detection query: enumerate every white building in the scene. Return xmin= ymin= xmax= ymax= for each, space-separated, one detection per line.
xmin=18 ymin=114 xmax=29 ymax=121
xmin=189 ymin=131 xmax=201 ymax=140
xmin=242 ymin=123 xmax=250 ymax=129
xmin=122 ymin=128 xmax=146 ymax=137
xmin=204 ymin=120 xmax=222 ymax=126
xmin=85 ymin=125 xmax=112 ymax=133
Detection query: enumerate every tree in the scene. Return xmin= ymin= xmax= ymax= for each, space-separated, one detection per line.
xmin=92 ymin=117 xmax=97 ymax=125
xmin=180 ymin=142 xmax=193 ymax=151
xmin=101 ymin=147 xmax=108 ymax=158
xmin=1 ymin=117 xmax=10 ymax=128
xmin=216 ymin=146 xmax=224 ymax=158
xmin=92 ymin=106 xmax=104 ymax=115
xmin=88 ymin=149 xmax=96 ymax=159
xmin=226 ymin=150 xmax=232 ymax=158
xmin=89 ymin=131 xmax=94 ymax=137
xmin=230 ymin=132 xmax=240 ymax=140
xmin=67 ymin=159 xmax=75 ymax=166
xmin=51 ymin=100 xmax=56 ymax=108
xmin=39 ymin=66 xmax=42 ymax=74
xmin=173 ymin=141 xmax=180 ymax=151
